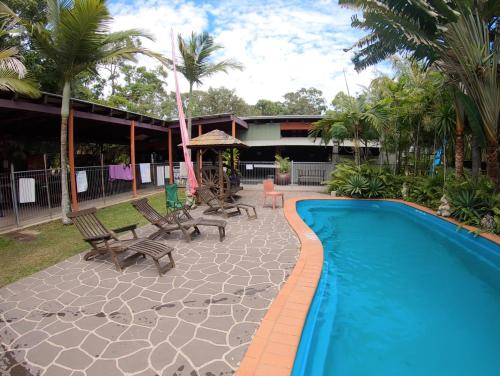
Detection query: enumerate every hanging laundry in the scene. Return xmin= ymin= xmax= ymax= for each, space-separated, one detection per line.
xmin=122 ymin=165 xmax=133 ymax=180
xmin=139 ymin=163 xmax=151 ymax=183
xmin=156 ymin=166 xmax=165 ymax=186
xmin=19 ymin=178 xmax=35 ymax=203
xmin=109 ymin=165 xmax=133 ymax=181
xmin=179 ymin=162 xmax=187 ymax=179
xmin=76 ymin=171 xmax=88 ymax=193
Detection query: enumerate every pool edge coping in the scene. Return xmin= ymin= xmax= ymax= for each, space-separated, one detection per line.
xmin=236 ymin=195 xmax=324 ymax=376
xmin=236 ymin=196 xmax=499 ymax=376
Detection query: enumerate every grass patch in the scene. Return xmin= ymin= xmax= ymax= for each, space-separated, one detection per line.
xmin=0 ymin=191 xmax=180 ymax=287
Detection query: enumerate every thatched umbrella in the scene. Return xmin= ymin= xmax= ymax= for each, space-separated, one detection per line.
xmin=185 ymin=129 xmax=248 ymax=197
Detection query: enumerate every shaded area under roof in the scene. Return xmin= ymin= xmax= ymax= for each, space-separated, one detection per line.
xmin=185 ymin=129 xmax=248 ymax=149
xmin=0 ymin=91 xmax=169 ymax=132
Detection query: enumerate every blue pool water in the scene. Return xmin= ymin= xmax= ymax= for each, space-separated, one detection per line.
xmin=293 ymin=200 xmax=500 ymax=376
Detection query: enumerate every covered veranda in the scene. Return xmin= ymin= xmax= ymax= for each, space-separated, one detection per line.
xmin=0 ymin=92 xmax=247 ymax=230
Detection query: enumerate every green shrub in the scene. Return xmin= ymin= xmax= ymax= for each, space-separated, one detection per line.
xmin=325 ymin=163 xmax=498 ymax=233
xmin=406 ymin=175 xmax=443 ymax=209
xmin=341 ymin=174 xmax=369 ymax=197
xmin=449 ymin=189 xmax=485 ymax=224
xmin=366 ymin=177 xmax=385 ymax=198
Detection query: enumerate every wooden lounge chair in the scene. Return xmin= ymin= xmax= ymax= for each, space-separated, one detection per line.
xmin=68 ymin=208 xmax=175 ymax=275
xmin=131 ymin=198 xmax=226 ymax=242
xmin=196 ymin=185 xmax=257 ymax=219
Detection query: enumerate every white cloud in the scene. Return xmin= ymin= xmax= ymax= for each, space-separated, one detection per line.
xmin=108 ymin=0 xmax=392 ymax=105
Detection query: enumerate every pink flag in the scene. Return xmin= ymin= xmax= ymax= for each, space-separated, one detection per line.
xmin=171 ymin=30 xmax=198 ymax=195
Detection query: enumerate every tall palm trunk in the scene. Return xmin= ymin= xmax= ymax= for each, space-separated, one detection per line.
xmin=414 ymin=122 xmax=420 ymax=175
xmin=354 ymin=124 xmax=361 ymax=166
xmin=471 ymin=132 xmax=481 ymax=179
xmin=454 ymin=97 xmax=465 ymax=177
xmin=396 ymin=129 xmax=402 ymax=174
xmin=60 ymin=81 xmax=71 ymax=224
xmin=186 ymin=82 xmax=194 ymax=149
xmin=486 ymin=141 xmax=498 ymax=188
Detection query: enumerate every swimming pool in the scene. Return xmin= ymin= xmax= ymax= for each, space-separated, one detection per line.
xmin=293 ymin=200 xmax=500 ymax=376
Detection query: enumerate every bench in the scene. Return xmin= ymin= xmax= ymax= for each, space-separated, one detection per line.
xmin=297 ymin=169 xmax=325 ymax=185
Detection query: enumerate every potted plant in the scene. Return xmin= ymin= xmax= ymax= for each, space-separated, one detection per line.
xmin=223 ymin=148 xmax=241 ymax=187
xmin=275 ymin=154 xmax=291 ymax=185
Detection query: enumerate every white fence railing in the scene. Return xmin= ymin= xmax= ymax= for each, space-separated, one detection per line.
xmin=0 ymin=160 xmax=334 ymax=230
xmin=0 ymin=162 xmax=190 ymax=230
xmin=238 ymin=161 xmax=333 ymax=186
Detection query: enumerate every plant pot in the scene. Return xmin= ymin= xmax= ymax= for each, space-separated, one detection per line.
xmin=275 ymin=172 xmax=291 ymax=185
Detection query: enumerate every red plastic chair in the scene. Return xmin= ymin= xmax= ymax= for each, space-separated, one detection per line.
xmin=263 ymin=179 xmax=284 ymax=209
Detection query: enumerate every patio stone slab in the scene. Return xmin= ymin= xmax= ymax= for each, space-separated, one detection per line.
xmin=0 ymin=190 xmax=323 ymax=374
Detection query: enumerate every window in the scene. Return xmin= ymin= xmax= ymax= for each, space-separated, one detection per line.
xmin=280 ymin=129 xmax=309 ymax=138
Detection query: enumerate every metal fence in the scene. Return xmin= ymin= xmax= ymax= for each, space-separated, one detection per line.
xmin=0 ymin=160 xmax=334 ymax=231
xmin=0 ymin=162 xmax=192 ymax=231
xmin=238 ymin=161 xmax=333 ymax=186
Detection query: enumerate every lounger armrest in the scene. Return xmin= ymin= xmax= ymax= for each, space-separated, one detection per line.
xmin=151 ymin=218 xmax=166 ymax=226
xmin=84 ymin=234 xmax=112 ymax=242
xmin=181 ymin=208 xmax=194 ymax=219
xmin=113 ymin=224 xmax=138 ymax=233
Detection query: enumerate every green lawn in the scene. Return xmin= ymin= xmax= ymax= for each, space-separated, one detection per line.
xmin=0 ymin=192 xmax=177 ymax=287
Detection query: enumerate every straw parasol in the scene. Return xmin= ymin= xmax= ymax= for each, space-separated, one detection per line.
xmin=183 ymin=130 xmax=247 ymax=197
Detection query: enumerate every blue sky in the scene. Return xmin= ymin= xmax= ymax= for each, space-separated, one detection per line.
xmin=108 ymin=0 xmax=391 ymax=104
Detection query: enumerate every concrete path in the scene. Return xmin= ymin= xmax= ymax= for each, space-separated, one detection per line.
xmin=0 ymin=190 xmax=323 ymax=375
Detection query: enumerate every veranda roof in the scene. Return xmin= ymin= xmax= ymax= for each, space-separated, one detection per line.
xmin=185 ymin=129 xmax=248 ymax=149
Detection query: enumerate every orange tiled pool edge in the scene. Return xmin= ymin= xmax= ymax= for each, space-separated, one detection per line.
xmin=236 ymin=197 xmax=500 ymax=376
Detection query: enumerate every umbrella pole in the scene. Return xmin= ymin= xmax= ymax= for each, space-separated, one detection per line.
xmin=218 ymin=151 xmax=224 ymax=198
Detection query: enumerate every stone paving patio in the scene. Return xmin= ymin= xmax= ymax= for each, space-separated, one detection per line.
xmin=0 ymin=190 xmax=323 ymax=376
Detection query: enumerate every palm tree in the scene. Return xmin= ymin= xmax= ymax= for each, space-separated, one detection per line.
xmin=338 ymin=0 xmax=459 ymax=71
xmin=175 ymin=31 xmax=242 ymax=142
xmin=340 ymin=0 xmax=499 ymax=184
xmin=0 ymin=12 xmax=39 ymax=96
xmin=0 ymin=0 xmax=165 ymax=223
xmin=310 ymin=93 xmax=385 ymax=166
xmin=440 ymin=10 xmax=499 ymax=186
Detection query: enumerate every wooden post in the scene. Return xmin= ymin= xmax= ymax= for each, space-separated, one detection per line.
xmin=231 ymin=119 xmax=236 ymax=138
xmin=231 ymin=119 xmax=236 ymax=176
xmin=68 ymin=109 xmax=78 ymax=210
xmin=218 ymin=151 xmax=224 ymax=197
xmin=168 ymin=128 xmax=173 ymax=184
xmin=131 ymin=120 xmax=137 ymax=197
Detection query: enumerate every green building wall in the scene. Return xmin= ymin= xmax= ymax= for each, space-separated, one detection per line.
xmin=238 ymin=123 xmax=281 ymax=141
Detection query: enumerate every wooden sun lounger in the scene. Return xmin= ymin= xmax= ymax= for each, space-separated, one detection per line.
xmin=131 ymin=198 xmax=226 ymax=242
xmin=68 ymin=208 xmax=175 ymax=275
xmin=196 ymin=185 xmax=257 ymax=219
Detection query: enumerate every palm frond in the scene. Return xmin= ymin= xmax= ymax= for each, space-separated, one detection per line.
xmin=176 ymin=31 xmax=242 ymax=87
xmin=0 ymin=47 xmax=26 ymax=76
xmin=0 ymin=68 xmax=40 ymax=97
xmin=442 ymin=11 xmax=499 ymax=142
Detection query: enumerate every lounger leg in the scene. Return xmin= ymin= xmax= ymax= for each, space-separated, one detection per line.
xmin=84 ymin=249 xmax=100 ymax=261
xmin=168 ymin=252 xmax=175 ymax=268
xmin=153 ymin=258 xmax=162 ymax=274
xmin=218 ymin=226 xmax=225 ymax=242
xmin=251 ymin=207 xmax=257 ymax=219
xmin=111 ymin=251 xmax=122 ymax=272
xmin=152 ymin=253 xmax=175 ymax=275
xmin=182 ymin=228 xmax=192 ymax=242
xmin=282 ymin=195 xmax=284 ymax=207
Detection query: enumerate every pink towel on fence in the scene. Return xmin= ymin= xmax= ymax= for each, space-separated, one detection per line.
xmin=109 ymin=165 xmax=133 ymax=181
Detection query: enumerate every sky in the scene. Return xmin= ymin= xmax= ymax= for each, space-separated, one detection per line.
xmin=108 ymin=0 xmax=391 ymax=105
